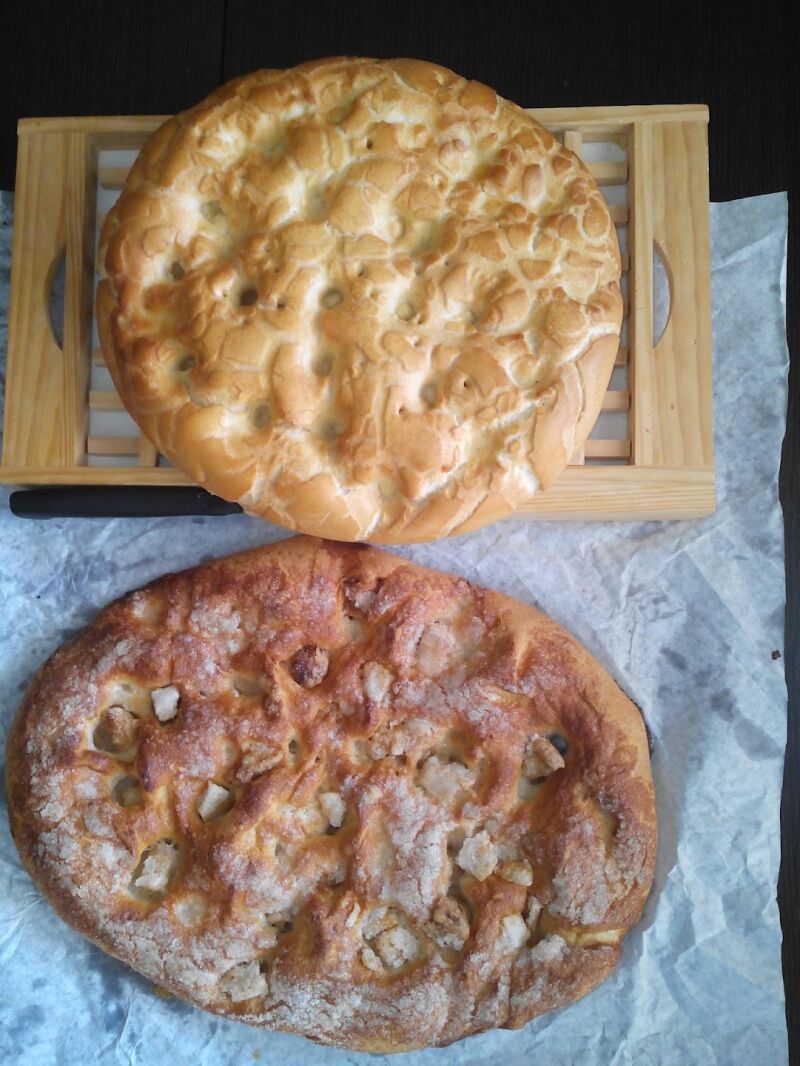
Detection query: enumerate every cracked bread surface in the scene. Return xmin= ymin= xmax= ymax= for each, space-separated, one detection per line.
xmin=6 ymin=537 xmax=655 ymax=1051
xmin=97 ymin=57 xmax=622 ymax=542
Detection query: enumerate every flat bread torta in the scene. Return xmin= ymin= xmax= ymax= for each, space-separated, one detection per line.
xmin=97 ymin=57 xmax=623 ymax=542
xmin=7 ymin=537 xmax=655 ymax=1051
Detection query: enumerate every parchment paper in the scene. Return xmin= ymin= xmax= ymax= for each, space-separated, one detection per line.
xmin=0 ymin=192 xmax=789 ymax=1065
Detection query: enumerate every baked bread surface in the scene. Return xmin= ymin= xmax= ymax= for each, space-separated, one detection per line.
xmin=97 ymin=57 xmax=623 ymax=542
xmin=7 ymin=537 xmax=655 ymax=1051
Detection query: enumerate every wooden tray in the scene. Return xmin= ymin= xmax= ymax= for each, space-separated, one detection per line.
xmin=0 ymin=105 xmax=714 ymax=520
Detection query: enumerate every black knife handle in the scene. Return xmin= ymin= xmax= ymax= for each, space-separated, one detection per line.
xmin=8 ymin=486 xmax=243 ymax=519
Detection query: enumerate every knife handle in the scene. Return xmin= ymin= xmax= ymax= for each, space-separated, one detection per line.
xmin=8 ymin=486 xmax=243 ymax=519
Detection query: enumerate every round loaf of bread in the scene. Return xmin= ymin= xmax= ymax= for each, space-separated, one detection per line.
xmin=7 ymin=537 xmax=655 ymax=1051
xmin=97 ymin=58 xmax=623 ymax=542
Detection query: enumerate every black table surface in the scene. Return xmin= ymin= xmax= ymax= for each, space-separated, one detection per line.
xmin=3 ymin=0 xmax=797 ymax=1058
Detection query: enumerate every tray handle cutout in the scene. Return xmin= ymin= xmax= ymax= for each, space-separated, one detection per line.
xmin=652 ymin=241 xmax=673 ymax=349
xmin=46 ymin=245 xmax=66 ymax=350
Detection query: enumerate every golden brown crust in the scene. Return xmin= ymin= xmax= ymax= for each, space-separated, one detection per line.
xmin=6 ymin=537 xmax=654 ymax=1050
xmin=97 ymin=58 xmax=622 ymax=542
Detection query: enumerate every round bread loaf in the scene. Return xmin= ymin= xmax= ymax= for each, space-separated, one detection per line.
xmin=7 ymin=537 xmax=655 ymax=1051
xmin=97 ymin=58 xmax=623 ymax=542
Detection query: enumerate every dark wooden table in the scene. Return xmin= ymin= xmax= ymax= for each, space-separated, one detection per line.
xmin=3 ymin=0 xmax=797 ymax=1058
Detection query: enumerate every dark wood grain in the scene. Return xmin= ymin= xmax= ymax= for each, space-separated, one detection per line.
xmin=0 ymin=1 xmax=796 ymax=1059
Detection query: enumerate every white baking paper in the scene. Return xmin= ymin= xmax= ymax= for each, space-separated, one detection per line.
xmin=0 ymin=192 xmax=789 ymax=1065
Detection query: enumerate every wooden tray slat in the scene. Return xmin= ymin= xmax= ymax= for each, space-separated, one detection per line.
xmin=88 ymin=387 xmax=631 ymax=416
xmin=87 ymin=435 xmax=140 ymax=456
xmin=96 ymin=158 xmax=630 ymax=191
xmin=95 ymin=203 xmax=631 ymax=229
xmin=0 ymin=463 xmax=714 ymax=522
xmin=138 ymin=436 xmax=159 ymax=466
xmin=93 ymin=343 xmax=630 ymax=369
xmin=85 ymin=434 xmax=161 ymax=464
xmin=89 ymin=389 xmax=124 ymax=411
xmin=85 ymin=434 xmax=632 ymax=462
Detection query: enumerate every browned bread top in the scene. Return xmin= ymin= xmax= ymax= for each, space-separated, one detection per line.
xmin=97 ymin=58 xmax=622 ymax=542
xmin=6 ymin=537 xmax=654 ymax=1050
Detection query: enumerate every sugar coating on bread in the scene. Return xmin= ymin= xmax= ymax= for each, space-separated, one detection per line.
xmin=7 ymin=537 xmax=655 ymax=1051
xmin=97 ymin=58 xmax=623 ymax=542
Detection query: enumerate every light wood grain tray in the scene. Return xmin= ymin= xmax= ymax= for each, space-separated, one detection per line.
xmin=0 ymin=105 xmax=714 ymax=520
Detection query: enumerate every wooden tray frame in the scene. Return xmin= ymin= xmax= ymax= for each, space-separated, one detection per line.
xmin=0 ymin=105 xmax=714 ymax=520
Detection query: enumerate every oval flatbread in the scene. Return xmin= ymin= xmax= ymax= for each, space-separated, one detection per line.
xmin=6 ymin=537 xmax=655 ymax=1051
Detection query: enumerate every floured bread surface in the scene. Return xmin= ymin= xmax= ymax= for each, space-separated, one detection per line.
xmin=6 ymin=538 xmax=655 ymax=1051
xmin=97 ymin=58 xmax=622 ymax=542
